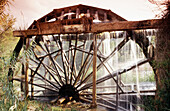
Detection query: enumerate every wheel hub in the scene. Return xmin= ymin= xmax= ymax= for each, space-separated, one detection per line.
xmin=59 ymin=84 xmax=79 ymax=103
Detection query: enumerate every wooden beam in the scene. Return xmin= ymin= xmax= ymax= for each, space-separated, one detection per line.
xmin=13 ymin=19 xmax=160 ymax=37
xmin=29 ymin=68 xmax=60 ymax=90
xmin=91 ymin=19 xmax=160 ymax=32
xmin=29 ymin=57 xmax=62 ymax=87
xmin=80 ymin=89 xmax=156 ymax=95
xmin=58 ymin=35 xmax=68 ymax=84
xmin=14 ymin=18 xmax=92 ymax=37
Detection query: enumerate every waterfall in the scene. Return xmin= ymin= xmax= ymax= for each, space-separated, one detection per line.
xmin=102 ymin=32 xmax=112 ymax=92
xmin=95 ymin=30 xmax=156 ymax=110
xmin=130 ymin=39 xmax=141 ymax=110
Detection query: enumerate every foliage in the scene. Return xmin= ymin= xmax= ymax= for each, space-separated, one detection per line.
xmin=0 ymin=1 xmax=43 ymax=111
xmin=142 ymin=96 xmax=156 ymax=111
xmin=0 ymin=77 xmax=19 ymax=110
xmin=0 ymin=0 xmax=15 ymax=43
xmin=0 ymin=13 xmax=15 ymax=42
xmin=0 ymin=0 xmax=17 ymax=56
xmin=0 ymin=54 xmax=25 ymax=111
xmin=0 ymin=54 xmax=53 ymax=111
xmin=154 ymin=59 xmax=170 ymax=111
xmin=0 ymin=0 xmax=14 ymax=13
xmin=142 ymin=59 xmax=170 ymax=111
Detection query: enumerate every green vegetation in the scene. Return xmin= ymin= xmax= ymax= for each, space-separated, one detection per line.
xmin=0 ymin=0 xmax=52 ymax=110
xmin=121 ymin=69 xmax=155 ymax=84
xmin=142 ymin=59 xmax=170 ymax=111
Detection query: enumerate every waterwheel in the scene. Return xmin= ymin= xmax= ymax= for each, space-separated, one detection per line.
xmin=11 ymin=4 xmax=157 ymax=111
xmin=12 ymin=30 xmax=154 ymax=111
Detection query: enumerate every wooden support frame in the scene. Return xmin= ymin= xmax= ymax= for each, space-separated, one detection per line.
xmin=13 ymin=19 xmax=160 ymax=37
xmin=80 ymin=89 xmax=156 ymax=95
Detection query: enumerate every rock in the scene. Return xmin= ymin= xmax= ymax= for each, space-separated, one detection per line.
xmin=57 ymin=97 xmax=65 ymax=104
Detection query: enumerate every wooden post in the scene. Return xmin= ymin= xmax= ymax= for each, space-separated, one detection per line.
xmin=25 ymin=38 xmax=29 ymax=99
xmin=30 ymin=70 xmax=34 ymax=99
xmin=91 ymin=33 xmax=97 ymax=108
xmin=21 ymin=63 xmax=24 ymax=97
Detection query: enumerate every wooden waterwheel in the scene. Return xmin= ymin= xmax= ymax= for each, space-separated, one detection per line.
xmin=11 ymin=4 xmax=159 ymax=110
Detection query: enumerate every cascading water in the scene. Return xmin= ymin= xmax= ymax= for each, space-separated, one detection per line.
xmin=97 ymin=30 xmax=156 ymax=110
xmin=130 ymin=39 xmax=141 ymax=110
xmin=102 ymin=32 xmax=112 ymax=92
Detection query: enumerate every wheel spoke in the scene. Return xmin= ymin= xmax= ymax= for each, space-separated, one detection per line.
xmin=29 ymin=68 xmax=60 ymax=90
xmin=29 ymin=57 xmax=63 ymax=87
xmin=73 ymin=41 xmax=93 ymax=86
xmin=58 ymin=35 xmax=68 ymax=84
xmin=76 ymin=38 xmax=128 ymax=89
xmin=13 ymin=77 xmax=58 ymax=93
xmin=44 ymin=43 xmax=64 ymax=85
xmin=70 ymin=34 xmax=78 ymax=85
xmin=78 ymin=58 xmax=151 ymax=91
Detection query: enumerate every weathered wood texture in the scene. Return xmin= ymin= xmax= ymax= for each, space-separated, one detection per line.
xmin=92 ymin=19 xmax=160 ymax=32
xmin=28 ymin=4 xmax=126 ymax=29
xmin=25 ymin=38 xmax=29 ymax=98
xmin=92 ymin=34 xmax=97 ymax=107
xmin=13 ymin=19 xmax=160 ymax=37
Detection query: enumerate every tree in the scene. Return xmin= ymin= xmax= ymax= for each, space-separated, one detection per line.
xmin=149 ymin=0 xmax=170 ymax=110
xmin=155 ymin=2 xmax=170 ymax=111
